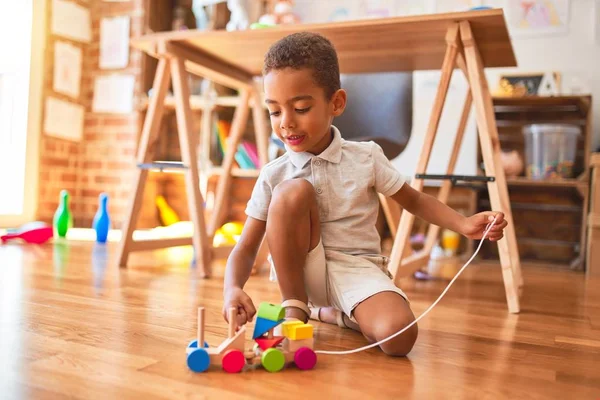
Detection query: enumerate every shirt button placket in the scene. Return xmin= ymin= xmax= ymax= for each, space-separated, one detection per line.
xmin=312 ymin=158 xmax=327 ymax=218
xmin=313 ymin=158 xmax=323 ymax=194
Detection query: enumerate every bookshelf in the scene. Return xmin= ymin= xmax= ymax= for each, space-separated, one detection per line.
xmin=477 ymin=95 xmax=593 ymax=269
xmin=137 ymin=1 xmax=271 ymax=229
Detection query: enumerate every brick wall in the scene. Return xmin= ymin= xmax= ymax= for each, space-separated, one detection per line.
xmin=37 ymin=0 xmax=155 ymax=228
xmin=36 ymin=0 xmax=258 ymax=230
xmin=36 ymin=0 xmax=89 ymax=224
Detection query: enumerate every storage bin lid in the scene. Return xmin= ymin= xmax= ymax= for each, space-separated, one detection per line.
xmin=522 ymin=123 xmax=581 ymax=135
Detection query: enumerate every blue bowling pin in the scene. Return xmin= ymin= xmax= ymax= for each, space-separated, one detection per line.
xmin=93 ymin=193 xmax=111 ymax=243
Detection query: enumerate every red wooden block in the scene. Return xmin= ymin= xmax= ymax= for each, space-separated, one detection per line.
xmin=254 ymin=336 xmax=285 ymax=351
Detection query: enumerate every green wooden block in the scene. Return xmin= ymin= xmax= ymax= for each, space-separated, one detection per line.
xmin=261 ymin=348 xmax=285 ymax=373
xmin=257 ymin=302 xmax=285 ymax=322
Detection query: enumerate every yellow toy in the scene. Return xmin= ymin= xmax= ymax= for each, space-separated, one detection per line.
xmin=213 ymin=221 xmax=244 ymax=247
xmin=155 ymin=195 xmax=180 ymax=226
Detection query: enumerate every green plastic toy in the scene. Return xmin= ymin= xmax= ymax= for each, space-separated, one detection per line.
xmin=53 ymin=190 xmax=73 ymax=238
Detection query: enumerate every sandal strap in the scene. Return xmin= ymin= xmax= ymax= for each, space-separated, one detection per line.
xmin=336 ymin=311 xmax=348 ymax=329
xmin=281 ymin=299 xmax=311 ymax=319
xmin=309 ymin=307 xmax=322 ymax=322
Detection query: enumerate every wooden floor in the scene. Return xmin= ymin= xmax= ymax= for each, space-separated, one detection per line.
xmin=1 ymin=240 xmax=599 ymax=399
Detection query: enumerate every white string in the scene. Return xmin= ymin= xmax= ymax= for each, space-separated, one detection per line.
xmin=315 ymin=217 xmax=497 ymax=355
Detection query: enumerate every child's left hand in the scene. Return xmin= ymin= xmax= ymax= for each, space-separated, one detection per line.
xmin=461 ymin=212 xmax=508 ymax=241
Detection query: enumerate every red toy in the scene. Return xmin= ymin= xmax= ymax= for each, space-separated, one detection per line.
xmin=1 ymin=222 xmax=53 ymax=244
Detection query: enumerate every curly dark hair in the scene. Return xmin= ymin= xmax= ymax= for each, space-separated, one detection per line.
xmin=263 ymin=32 xmax=341 ymax=99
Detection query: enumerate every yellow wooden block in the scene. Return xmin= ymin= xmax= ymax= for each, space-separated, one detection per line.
xmin=281 ymin=320 xmax=304 ymax=338
xmin=288 ymin=323 xmax=313 ymax=340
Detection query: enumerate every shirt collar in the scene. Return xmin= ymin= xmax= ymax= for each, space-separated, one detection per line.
xmin=287 ymin=126 xmax=343 ymax=169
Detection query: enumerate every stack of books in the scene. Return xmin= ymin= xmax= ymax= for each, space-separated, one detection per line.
xmin=214 ymin=120 xmax=261 ymax=170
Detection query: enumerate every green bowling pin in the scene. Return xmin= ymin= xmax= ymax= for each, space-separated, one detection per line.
xmin=53 ymin=190 xmax=73 ymax=238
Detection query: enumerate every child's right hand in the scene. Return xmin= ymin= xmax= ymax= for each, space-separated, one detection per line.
xmin=223 ymin=287 xmax=257 ymax=326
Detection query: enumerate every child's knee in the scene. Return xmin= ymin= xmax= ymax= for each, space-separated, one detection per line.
xmin=374 ymin=317 xmax=418 ymax=357
xmin=269 ymin=179 xmax=316 ymax=214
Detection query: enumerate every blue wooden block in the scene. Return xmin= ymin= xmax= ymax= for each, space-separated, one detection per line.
xmin=252 ymin=317 xmax=283 ymax=339
xmin=187 ymin=348 xmax=210 ymax=372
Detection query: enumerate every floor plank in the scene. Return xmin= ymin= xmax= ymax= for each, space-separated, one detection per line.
xmin=0 ymin=241 xmax=599 ymax=399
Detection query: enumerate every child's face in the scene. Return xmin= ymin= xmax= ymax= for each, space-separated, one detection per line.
xmin=264 ymin=67 xmax=346 ymax=155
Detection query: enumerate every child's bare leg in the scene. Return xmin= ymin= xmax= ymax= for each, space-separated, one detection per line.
xmin=352 ymin=292 xmax=418 ymax=356
xmin=267 ymin=179 xmax=321 ymax=321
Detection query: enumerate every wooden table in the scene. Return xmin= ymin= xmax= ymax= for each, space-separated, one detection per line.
xmin=122 ymin=9 xmax=523 ymax=313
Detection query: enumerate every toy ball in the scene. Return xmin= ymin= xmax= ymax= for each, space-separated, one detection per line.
xmin=220 ymin=222 xmax=243 ymax=237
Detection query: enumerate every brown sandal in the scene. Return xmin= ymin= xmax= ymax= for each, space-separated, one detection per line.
xmin=281 ymin=299 xmax=311 ymax=322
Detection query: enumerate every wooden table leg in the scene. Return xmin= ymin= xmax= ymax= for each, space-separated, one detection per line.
xmin=171 ymin=56 xmax=212 ymax=278
xmin=251 ymin=81 xmax=270 ymax=167
xmin=460 ymin=21 xmax=520 ymax=313
xmin=389 ymin=23 xmax=460 ymax=282
xmin=420 ymin=91 xmax=473 ymax=258
xmin=117 ymin=58 xmax=171 ymax=268
xmin=378 ymin=194 xmax=402 ymax=239
xmin=209 ymin=89 xmax=251 ymax=237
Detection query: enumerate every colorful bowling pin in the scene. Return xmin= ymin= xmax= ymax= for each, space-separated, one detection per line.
xmin=93 ymin=193 xmax=111 ymax=243
xmin=156 ymin=195 xmax=180 ymax=226
xmin=53 ymin=190 xmax=72 ymax=238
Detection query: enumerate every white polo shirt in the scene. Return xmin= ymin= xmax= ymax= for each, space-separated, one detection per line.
xmin=245 ymin=126 xmax=405 ymax=255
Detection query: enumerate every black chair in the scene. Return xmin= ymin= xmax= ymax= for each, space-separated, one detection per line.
xmin=334 ymin=72 xmax=413 ymax=160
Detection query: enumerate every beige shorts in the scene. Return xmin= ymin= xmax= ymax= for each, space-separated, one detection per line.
xmin=269 ymin=240 xmax=409 ymax=320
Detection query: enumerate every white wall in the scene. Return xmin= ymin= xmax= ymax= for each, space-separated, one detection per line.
xmin=392 ymin=69 xmax=479 ymax=179
xmin=393 ymin=1 xmax=600 ymax=179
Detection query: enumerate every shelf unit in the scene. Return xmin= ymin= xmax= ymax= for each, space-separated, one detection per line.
xmin=139 ymin=93 xmax=265 ymax=112
xmin=136 ymin=1 xmax=271 ymax=228
xmin=588 ymin=153 xmax=600 ymax=276
xmin=476 ymin=95 xmax=593 ymax=269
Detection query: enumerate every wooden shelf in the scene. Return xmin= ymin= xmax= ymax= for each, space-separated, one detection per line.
xmin=128 ymin=163 xmax=260 ymax=178
xmin=206 ymin=166 xmax=260 ymax=178
xmin=492 ymin=95 xmax=591 ymax=115
xmin=478 ymin=95 xmax=593 ymax=268
xmin=496 ymin=119 xmax=587 ymax=128
xmin=139 ymin=94 xmax=266 ymax=112
xmin=506 ymin=176 xmax=586 ymax=188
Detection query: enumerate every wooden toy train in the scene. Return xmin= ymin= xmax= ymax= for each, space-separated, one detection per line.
xmin=186 ymin=302 xmax=317 ymax=373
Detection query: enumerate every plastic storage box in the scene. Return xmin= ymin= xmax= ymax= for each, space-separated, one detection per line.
xmin=522 ymin=124 xmax=580 ymax=179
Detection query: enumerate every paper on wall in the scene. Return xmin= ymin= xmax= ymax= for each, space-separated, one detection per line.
xmin=92 ymin=74 xmax=135 ymax=113
xmin=44 ymin=97 xmax=85 ymax=141
xmin=51 ymin=0 xmax=91 ymax=43
xmin=595 ymin=0 xmax=600 ymax=45
xmin=100 ymin=16 xmax=130 ymax=69
xmin=359 ymin=0 xmax=398 ymax=18
xmin=504 ymin=0 xmax=570 ymax=37
xmin=434 ymin=0 xmax=482 ymax=13
xmin=53 ymin=41 xmax=82 ymax=98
